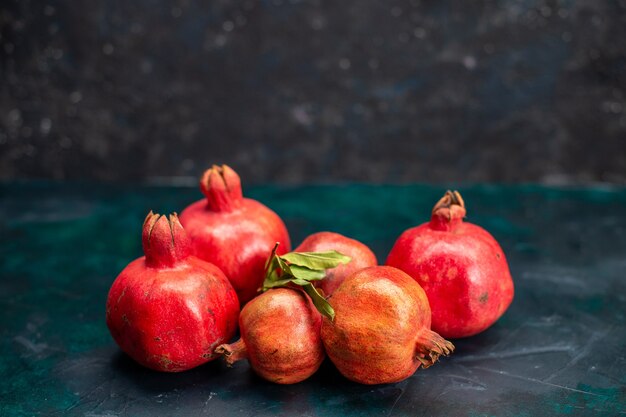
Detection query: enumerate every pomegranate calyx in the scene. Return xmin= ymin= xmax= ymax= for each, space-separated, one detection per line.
xmin=415 ymin=329 xmax=455 ymax=369
xmin=142 ymin=211 xmax=192 ymax=268
xmin=199 ymin=164 xmax=243 ymax=212
xmin=261 ymin=243 xmax=351 ymax=321
xmin=215 ymin=339 xmax=248 ymax=366
xmin=430 ymin=190 xmax=467 ymax=231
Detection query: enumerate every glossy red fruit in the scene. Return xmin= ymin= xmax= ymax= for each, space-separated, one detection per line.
xmin=106 ymin=212 xmax=240 ymax=372
xmin=295 ymin=232 xmax=378 ymax=296
xmin=386 ymin=190 xmax=515 ymax=339
xmin=179 ymin=165 xmax=291 ymax=304
xmin=321 ymin=266 xmax=453 ymax=385
xmin=216 ymin=288 xmax=324 ymax=384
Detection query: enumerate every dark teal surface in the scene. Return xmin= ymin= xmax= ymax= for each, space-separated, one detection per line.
xmin=1 ymin=183 xmax=625 ymax=416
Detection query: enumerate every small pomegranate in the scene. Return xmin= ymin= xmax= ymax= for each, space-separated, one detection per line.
xmin=386 ymin=190 xmax=515 ymax=339
xmin=321 ymin=266 xmax=454 ymax=385
xmin=216 ymin=288 xmax=324 ymax=384
xmin=295 ymin=231 xmax=378 ymax=296
xmin=216 ymin=245 xmax=350 ymax=384
xmin=179 ymin=165 xmax=291 ymax=304
xmin=106 ymin=212 xmax=239 ymax=372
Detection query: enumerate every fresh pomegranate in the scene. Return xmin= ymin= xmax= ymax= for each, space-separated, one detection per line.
xmin=215 ymin=288 xmax=324 ymax=384
xmin=295 ymin=231 xmax=378 ymax=295
xmin=106 ymin=212 xmax=239 ymax=372
xmin=386 ymin=190 xmax=514 ymax=339
xmin=216 ymin=244 xmax=349 ymax=384
xmin=179 ymin=165 xmax=291 ymax=304
xmin=321 ymin=266 xmax=453 ymax=385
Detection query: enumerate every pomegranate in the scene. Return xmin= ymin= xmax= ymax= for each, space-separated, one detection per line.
xmin=295 ymin=231 xmax=378 ymax=296
xmin=386 ymin=190 xmax=514 ymax=338
xmin=321 ymin=266 xmax=454 ymax=385
xmin=216 ymin=245 xmax=349 ymax=383
xmin=179 ymin=164 xmax=291 ymax=304
xmin=215 ymin=288 xmax=324 ymax=384
xmin=106 ymin=212 xmax=239 ymax=372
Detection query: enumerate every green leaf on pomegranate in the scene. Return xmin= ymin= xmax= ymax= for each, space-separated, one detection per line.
xmin=289 ymin=265 xmax=327 ymax=281
xmin=262 ymin=278 xmax=294 ymax=289
xmin=260 ymin=244 xmax=350 ymax=321
xmin=281 ymin=251 xmax=351 ymax=270
xmin=275 ymin=256 xmax=291 ymax=275
xmin=302 ymin=284 xmax=335 ymax=321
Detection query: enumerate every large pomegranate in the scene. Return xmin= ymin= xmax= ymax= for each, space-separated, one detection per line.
xmin=321 ymin=266 xmax=453 ymax=385
xmin=386 ymin=190 xmax=514 ymax=338
xmin=179 ymin=165 xmax=291 ymax=304
xmin=106 ymin=212 xmax=239 ymax=371
xmin=295 ymin=231 xmax=377 ymax=296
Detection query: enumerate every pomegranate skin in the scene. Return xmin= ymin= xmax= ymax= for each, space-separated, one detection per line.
xmin=179 ymin=165 xmax=291 ymax=304
xmin=106 ymin=213 xmax=240 ymax=372
xmin=216 ymin=288 xmax=324 ymax=384
xmin=295 ymin=231 xmax=378 ymax=295
xmin=386 ymin=191 xmax=515 ymax=339
xmin=321 ymin=266 xmax=453 ymax=385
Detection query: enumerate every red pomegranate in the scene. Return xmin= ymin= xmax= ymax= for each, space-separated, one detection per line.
xmin=321 ymin=266 xmax=453 ymax=384
xmin=106 ymin=212 xmax=239 ymax=372
xmin=386 ymin=190 xmax=515 ymax=338
xmin=295 ymin=231 xmax=378 ymax=296
xmin=179 ymin=165 xmax=291 ymax=304
xmin=216 ymin=288 xmax=324 ymax=384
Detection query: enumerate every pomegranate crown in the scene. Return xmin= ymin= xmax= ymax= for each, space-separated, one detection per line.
xmin=199 ymin=164 xmax=243 ymax=211
xmin=430 ymin=190 xmax=467 ymax=231
xmin=142 ymin=211 xmax=192 ymax=267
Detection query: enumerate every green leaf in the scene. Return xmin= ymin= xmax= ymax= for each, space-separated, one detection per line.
xmin=281 ymin=251 xmax=351 ymax=270
xmin=289 ymin=265 xmax=327 ymax=281
xmin=275 ymin=255 xmax=292 ymax=275
xmin=262 ymin=278 xmax=294 ymax=290
xmin=302 ymin=284 xmax=335 ymax=321
xmin=265 ymin=263 xmax=281 ymax=281
xmin=260 ymin=246 xmax=346 ymax=321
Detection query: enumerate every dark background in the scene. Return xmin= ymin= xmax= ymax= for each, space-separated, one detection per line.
xmin=1 ymin=0 xmax=625 ymax=184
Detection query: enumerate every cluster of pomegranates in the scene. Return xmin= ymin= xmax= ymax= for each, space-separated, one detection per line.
xmin=106 ymin=165 xmax=514 ymax=385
